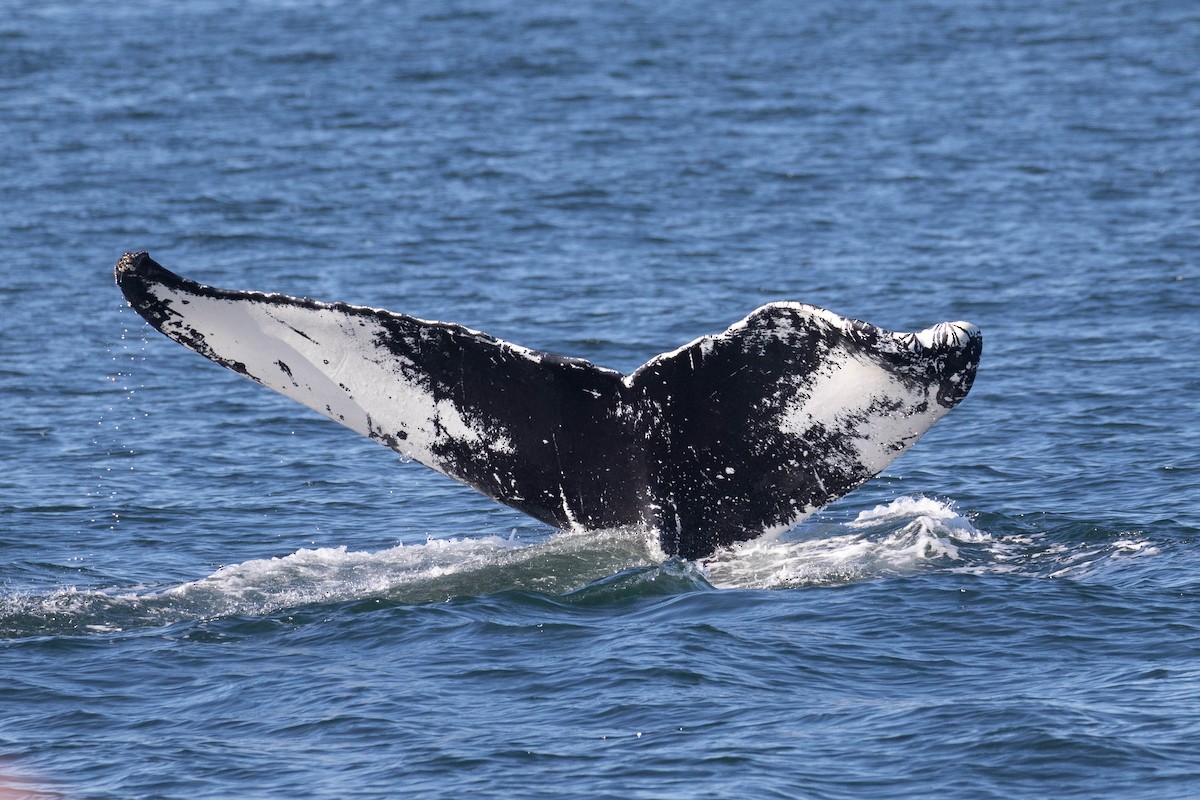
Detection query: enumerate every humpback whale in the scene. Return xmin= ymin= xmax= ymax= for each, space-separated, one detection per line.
xmin=115 ymin=251 xmax=981 ymax=560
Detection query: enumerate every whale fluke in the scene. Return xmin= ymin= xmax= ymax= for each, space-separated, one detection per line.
xmin=115 ymin=251 xmax=981 ymax=559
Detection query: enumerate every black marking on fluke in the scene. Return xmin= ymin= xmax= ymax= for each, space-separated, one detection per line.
xmin=115 ymin=251 xmax=982 ymax=560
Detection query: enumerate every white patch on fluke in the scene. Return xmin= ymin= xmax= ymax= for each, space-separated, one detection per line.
xmin=153 ymin=287 xmax=514 ymax=475
xmin=778 ymin=350 xmax=941 ymax=474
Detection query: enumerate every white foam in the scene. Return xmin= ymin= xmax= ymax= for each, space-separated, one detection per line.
xmin=0 ymin=527 xmax=664 ymax=636
xmin=848 ymin=496 xmax=987 ymax=540
xmin=701 ymin=496 xmax=990 ymax=589
xmin=154 ymin=525 xmax=661 ymax=613
xmin=1045 ymin=533 xmax=1160 ymax=580
xmin=2 ymin=503 xmax=1166 ymax=635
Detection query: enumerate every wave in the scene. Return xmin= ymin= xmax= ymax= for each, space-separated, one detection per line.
xmin=700 ymin=495 xmax=987 ymax=588
xmin=0 ymin=497 xmax=1163 ymax=638
xmin=700 ymin=495 xmax=1162 ymax=589
xmin=0 ymin=526 xmax=664 ymax=638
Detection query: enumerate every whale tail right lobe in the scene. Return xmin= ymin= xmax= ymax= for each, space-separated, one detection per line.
xmin=626 ymin=303 xmax=981 ymax=558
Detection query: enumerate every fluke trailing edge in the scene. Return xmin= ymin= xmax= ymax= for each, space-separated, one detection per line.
xmin=115 ymin=251 xmax=982 ymax=559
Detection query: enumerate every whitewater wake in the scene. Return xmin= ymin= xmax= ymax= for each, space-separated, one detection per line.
xmin=700 ymin=495 xmax=1160 ymax=588
xmin=1 ymin=496 xmax=1160 ymax=638
xmin=700 ymin=495 xmax=990 ymax=588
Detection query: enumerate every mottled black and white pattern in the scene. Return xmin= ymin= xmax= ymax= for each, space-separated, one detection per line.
xmin=115 ymin=252 xmax=981 ymax=559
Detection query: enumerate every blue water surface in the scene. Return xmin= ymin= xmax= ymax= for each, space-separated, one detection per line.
xmin=2 ymin=1 xmax=1199 ymax=797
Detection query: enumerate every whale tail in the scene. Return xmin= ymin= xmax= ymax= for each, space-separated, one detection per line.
xmin=115 ymin=252 xmax=981 ymax=559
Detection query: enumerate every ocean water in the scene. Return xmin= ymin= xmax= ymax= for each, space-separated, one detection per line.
xmin=2 ymin=0 xmax=1199 ymax=797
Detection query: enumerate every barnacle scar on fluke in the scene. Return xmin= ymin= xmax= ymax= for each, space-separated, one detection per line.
xmin=115 ymin=251 xmax=982 ymax=560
